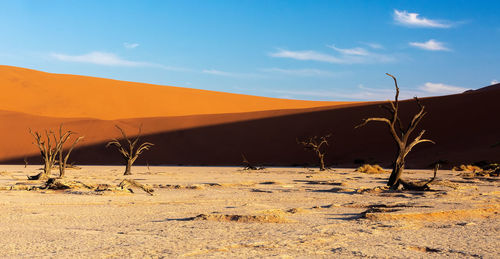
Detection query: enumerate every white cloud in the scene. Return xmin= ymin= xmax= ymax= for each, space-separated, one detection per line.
xmin=51 ymin=51 xmax=187 ymax=71
xmin=261 ymin=68 xmax=339 ymax=77
xmin=269 ymin=49 xmax=345 ymax=63
xmin=409 ymin=39 xmax=450 ymax=51
xmin=51 ymin=51 xmax=147 ymax=66
xmin=266 ymin=81 xmax=469 ymax=101
xmin=269 ymin=45 xmax=394 ymax=64
xmin=491 ymin=80 xmax=499 ymax=85
xmin=393 ymin=10 xmax=451 ymax=28
xmin=419 ymin=82 xmax=467 ymax=95
xmin=266 ymin=88 xmax=406 ymax=101
xmin=327 ymin=45 xmax=369 ymax=56
xmin=361 ymin=42 xmax=384 ymax=49
xmin=202 ymin=69 xmax=262 ymax=78
xmin=123 ymin=42 xmax=139 ymax=49
xmin=202 ymin=69 xmax=234 ymax=76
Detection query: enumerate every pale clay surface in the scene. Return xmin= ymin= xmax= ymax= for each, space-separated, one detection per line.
xmin=0 ymin=165 xmax=498 ymax=258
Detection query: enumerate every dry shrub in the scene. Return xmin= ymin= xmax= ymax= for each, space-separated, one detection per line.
xmin=193 ymin=213 xmax=289 ymax=223
xmin=452 ymin=164 xmax=482 ymax=172
xmin=118 ymin=179 xmax=154 ymax=195
xmin=9 ymin=178 xmax=154 ymax=195
xmin=454 ymin=164 xmax=500 ymax=178
xmin=356 ymin=164 xmax=388 ymax=174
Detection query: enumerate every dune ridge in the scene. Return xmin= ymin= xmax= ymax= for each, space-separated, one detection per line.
xmin=0 ymin=65 xmax=349 ymax=120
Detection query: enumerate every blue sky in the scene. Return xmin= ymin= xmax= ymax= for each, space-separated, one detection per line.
xmin=1 ymin=0 xmax=499 ymax=101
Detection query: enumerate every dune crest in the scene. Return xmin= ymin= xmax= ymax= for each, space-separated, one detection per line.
xmin=0 ymin=65 xmax=349 ymax=120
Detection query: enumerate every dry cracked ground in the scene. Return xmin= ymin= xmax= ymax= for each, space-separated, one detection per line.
xmin=0 ymin=165 xmax=498 ymax=258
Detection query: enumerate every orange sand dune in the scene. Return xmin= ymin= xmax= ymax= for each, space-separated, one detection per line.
xmin=0 ymin=104 xmax=349 ymax=162
xmin=0 ymin=65 xmax=350 ymax=120
xmin=0 ymin=83 xmax=499 ymax=168
xmin=1 ymin=65 xmax=499 ymax=168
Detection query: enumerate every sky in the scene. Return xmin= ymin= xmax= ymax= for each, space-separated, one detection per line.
xmin=0 ymin=0 xmax=499 ymax=101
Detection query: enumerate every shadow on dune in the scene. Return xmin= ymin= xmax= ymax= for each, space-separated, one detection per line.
xmin=2 ymin=85 xmax=500 ymax=168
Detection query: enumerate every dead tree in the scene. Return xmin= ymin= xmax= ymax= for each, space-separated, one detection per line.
xmin=55 ymin=125 xmax=84 ymax=178
xmin=28 ymin=129 xmax=57 ymax=180
xmin=241 ymin=153 xmax=264 ymax=170
xmin=356 ymin=73 xmax=435 ymax=189
xmin=297 ymin=134 xmax=331 ymax=171
xmin=28 ymin=125 xmax=84 ymax=180
xmin=106 ymin=125 xmax=154 ymax=175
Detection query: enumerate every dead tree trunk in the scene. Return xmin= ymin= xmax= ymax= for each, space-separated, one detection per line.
xmin=388 ymin=149 xmax=405 ymax=187
xmin=46 ymin=125 xmax=85 ymax=179
xmin=57 ymin=135 xmax=84 ymax=178
xmin=356 ymin=73 xmax=435 ymax=189
xmin=297 ymin=134 xmax=331 ymax=171
xmin=124 ymin=159 xmax=133 ymax=175
xmin=106 ymin=125 xmax=154 ymax=176
xmin=29 ymin=129 xmax=58 ymax=180
xmin=43 ymin=158 xmax=52 ymax=177
xmin=318 ymin=153 xmax=326 ymax=171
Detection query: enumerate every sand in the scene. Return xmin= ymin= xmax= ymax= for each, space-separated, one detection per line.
xmin=0 ymin=165 xmax=498 ymax=258
xmin=0 ymin=65 xmax=347 ymax=120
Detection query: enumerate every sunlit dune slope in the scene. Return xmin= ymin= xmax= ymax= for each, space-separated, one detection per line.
xmin=1 ymin=83 xmax=499 ymax=168
xmin=0 ymin=65 xmax=349 ymax=120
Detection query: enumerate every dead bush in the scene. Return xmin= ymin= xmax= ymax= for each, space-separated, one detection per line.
xmin=356 ymin=164 xmax=388 ymax=174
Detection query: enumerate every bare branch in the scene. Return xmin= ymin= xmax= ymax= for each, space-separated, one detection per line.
xmin=297 ymin=134 xmax=331 ymax=171
xmin=107 ymin=125 xmax=154 ymax=175
xmin=63 ymin=136 xmax=84 ymax=165
xmin=385 ymin=73 xmax=399 ymax=103
xmin=134 ymin=142 xmax=154 ymax=158
xmin=358 ymin=73 xmax=435 ymax=189
xmin=355 ymin=117 xmax=391 ymax=129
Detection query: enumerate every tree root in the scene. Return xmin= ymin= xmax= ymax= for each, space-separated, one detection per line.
xmin=41 ymin=178 xmax=95 ymax=190
xmin=399 ymin=164 xmax=439 ymax=191
xmin=27 ymin=172 xmax=48 ymax=181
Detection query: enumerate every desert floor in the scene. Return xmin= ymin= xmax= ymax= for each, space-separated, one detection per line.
xmin=0 ymin=165 xmax=498 ymax=258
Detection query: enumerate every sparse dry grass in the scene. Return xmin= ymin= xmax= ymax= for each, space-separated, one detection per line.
xmin=453 ymin=164 xmax=500 ymax=178
xmin=355 ymin=164 xmax=388 ymax=174
xmin=192 ymin=213 xmax=290 ymax=223
xmin=452 ymin=164 xmax=482 ymax=172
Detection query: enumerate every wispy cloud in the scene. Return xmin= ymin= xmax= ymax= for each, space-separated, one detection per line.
xmin=328 ymin=44 xmax=395 ymax=63
xmin=409 ymin=39 xmax=450 ymax=51
xmin=261 ymin=68 xmax=340 ymax=77
xmin=51 ymin=51 xmax=147 ymax=66
xmin=265 ymin=87 xmax=408 ymax=101
xmin=269 ymin=45 xmax=394 ymax=64
xmin=361 ymin=42 xmax=384 ymax=49
xmin=491 ymin=80 xmax=499 ymax=85
xmin=202 ymin=69 xmax=262 ymax=78
xmin=51 ymin=51 xmax=187 ymax=71
xmin=393 ymin=10 xmax=452 ymax=28
xmin=419 ymin=82 xmax=467 ymax=95
xmin=359 ymin=82 xmax=468 ymax=99
xmin=327 ymin=45 xmax=369 ymax=56
xmin=123 ymin=42 xmax=139 ymax=49
xmin=269 ymin=49 xmax=345 ymax=63
xmin=267 ymin=81 xmax=468 ymax=101
xmin=202 ymin=69 xmax=234 ymax=76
